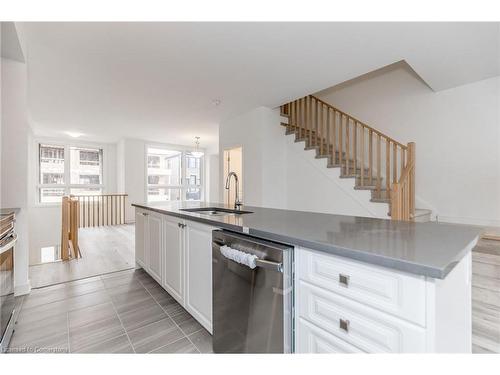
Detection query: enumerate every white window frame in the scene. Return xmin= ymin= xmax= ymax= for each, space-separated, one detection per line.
xmin=145 ymin=143 xmax=205 ymax=203
xmin=35 ymin=139 xmax=107 ymax=205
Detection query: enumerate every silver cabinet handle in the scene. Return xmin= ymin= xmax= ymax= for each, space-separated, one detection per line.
xmin=339 ymin=318 xmax=350 ymax=333
xmin=339 ymin=274 xmax=350 ymax=287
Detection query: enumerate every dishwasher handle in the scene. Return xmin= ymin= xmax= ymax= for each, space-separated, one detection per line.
xmin=255 ymin=258 xmax=283 ymax=273
xmin=213 ymin=240 xmax=283 ymax=273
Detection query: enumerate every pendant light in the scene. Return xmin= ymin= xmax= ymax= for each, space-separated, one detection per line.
xmin=191 ymin=136 xmax=204 ymax=158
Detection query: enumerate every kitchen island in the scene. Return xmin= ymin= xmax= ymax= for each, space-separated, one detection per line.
xmin=132 ymin=201 xmax=481 ymax=353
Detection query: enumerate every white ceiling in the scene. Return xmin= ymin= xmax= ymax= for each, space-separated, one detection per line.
xmin=19 ymin=22 xmax=500 ymax=150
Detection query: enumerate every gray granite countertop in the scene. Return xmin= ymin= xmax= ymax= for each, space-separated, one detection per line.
xmin=132 ymin=202 xmax=481 ymax=279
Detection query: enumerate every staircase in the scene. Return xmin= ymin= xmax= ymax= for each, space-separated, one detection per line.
xmin=280 ymin=95 xmax=418 ymax=221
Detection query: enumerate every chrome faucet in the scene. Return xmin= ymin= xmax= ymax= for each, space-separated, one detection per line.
xmin=225 ymin=172 xmax=242 ymax=210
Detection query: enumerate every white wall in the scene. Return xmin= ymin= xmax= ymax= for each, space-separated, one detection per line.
xmin=206 ymin=154 xmax=220 ymax=203
xmin=316 ymin=64 xmax=500 ymax=226
xmin=118 ymin=138 xmax=146 ymax=223
xmin=1 ymin=57 xmax=31 ymax=294
xmin=219 ymin=107 xmax=287 ymax=208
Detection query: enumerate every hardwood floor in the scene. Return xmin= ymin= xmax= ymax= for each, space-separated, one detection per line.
xmin=472 ymin=236 xmax=500 ymax=353
xmin=29 ymin=224 xmax=135 ymax=288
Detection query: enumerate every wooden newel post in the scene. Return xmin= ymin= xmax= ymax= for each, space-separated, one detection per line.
xmin=61 ymin=196 xmax=70 ymax=260
xmin=407 ymin=142 xmax=416 ymax=218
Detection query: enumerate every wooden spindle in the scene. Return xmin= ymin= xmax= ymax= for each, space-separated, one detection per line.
xmin=299 ymin=96 xmax=311 ymax=139
xmin=377 ymin=134 xmax=381 ymax=195
xmin=345 ymin=117 xmax=350 ymax=175
xmin=393 ymin=143 xmax=397 ymax=184
xmin=369 ymin=129 xmax=373 ymax=186
xmin=386 ymin=140 xmax=391 ymax=200
xmin=326 ymin=108 xmax=330 ymax=161
xmin=353 ymin=121 xmax=358 ymax=173
xmin=299 ymin=98 xmax=307 ymax=134
xmin=360 ymin=126 xmax=365 ymax=186
xmin=339 ymin=114 xmax=344 ymax=170
xmin=332 ymin=110 xmax=337 ymax=164
xmin=321 ymin=104 xmax=325 ymax=154
xmin=315 ymin=99 xmax=319 ymax=147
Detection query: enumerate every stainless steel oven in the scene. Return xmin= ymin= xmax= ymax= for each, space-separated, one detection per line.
xmin=212 ymin=230 xmax=293 ymax=353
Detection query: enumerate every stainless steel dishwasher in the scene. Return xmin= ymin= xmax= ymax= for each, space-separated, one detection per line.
xmin=212 ymin=229 xmax=293 ymax=353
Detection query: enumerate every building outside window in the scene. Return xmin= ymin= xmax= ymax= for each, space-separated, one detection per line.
xmin=146 ymin=147 xmax=204 ymax=202
xmin=38 ymin=143 xmax=104 ymax=203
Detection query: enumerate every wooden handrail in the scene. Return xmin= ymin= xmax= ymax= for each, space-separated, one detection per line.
xmin=310 ymin=95 xmax=407 ymax=149
xmin=71 ymin=193 xmax=128 ymax=228
xmin=281 ymin=95 xmax=416 ymax=221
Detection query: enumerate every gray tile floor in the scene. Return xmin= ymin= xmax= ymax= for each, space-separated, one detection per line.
xmin=7 ymin=268 xmax=213 ymax=353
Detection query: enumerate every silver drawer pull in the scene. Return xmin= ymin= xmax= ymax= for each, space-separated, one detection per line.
xmin=339 ymin=318 xmax=350 ymax=333
xmin=339 ymin=274 xmax=350 ymax=287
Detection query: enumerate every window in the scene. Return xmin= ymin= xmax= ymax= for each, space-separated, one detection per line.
xmin=38 ymin=143 xmax=104 ymax=203
xmin=146 ymin=147 xmax=204 ymax=202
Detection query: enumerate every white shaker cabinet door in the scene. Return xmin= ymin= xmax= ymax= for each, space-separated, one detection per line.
xmin=162 ymin=215 xmax=184 ymax=304
xmin=135 ymin=209 xmax=147 ymax=267
xmin=185 ymin=221 xmax=215 ymax=333
xmin=146 ymin=213 xmax=163 ymax=283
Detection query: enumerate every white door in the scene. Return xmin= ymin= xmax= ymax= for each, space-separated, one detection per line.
xmin=147 ymin=213 xmax=163 ymax=283
xmin=135 ymin=209 xmax=147 ymax=267
xmin=185 ymin=221 xmax=215 ymax=333
xmin=163 ymin=216 xmax=184 ymax=304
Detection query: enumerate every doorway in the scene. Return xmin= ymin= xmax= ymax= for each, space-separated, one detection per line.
xmin=223 ymin=146 xmax=243 ymax=206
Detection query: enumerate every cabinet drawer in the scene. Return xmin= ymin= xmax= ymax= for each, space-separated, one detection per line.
xmin=297 ymin=318 xmax=364 ymax=353
xmin=298 ymin=281 xmax=427 ymax=353
xmin=298 ymin=248 xmax=426 ymax=326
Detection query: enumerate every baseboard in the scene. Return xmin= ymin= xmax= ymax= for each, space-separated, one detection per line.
xmin=14 ymin=281 xmax=32 ymax=296
xmin=437 ymin=215 xmax=500 ymax=227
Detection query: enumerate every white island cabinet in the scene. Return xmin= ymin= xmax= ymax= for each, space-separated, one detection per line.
xmin=295 ymin=247 xmax=472 ymax=353
xmin=135 ymin=207 xmax=473 ymax=353
xmin=134 ymin=207 xmax=216 ymax=333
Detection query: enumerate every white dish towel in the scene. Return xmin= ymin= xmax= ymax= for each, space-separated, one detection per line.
xmin=220 ymin=245 xmax=258 ymax=269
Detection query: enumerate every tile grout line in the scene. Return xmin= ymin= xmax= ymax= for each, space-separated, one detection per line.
xmin=66 ymin=312 xmax=71 ymax=353
xmin=147 ymin=335 xmax=200 ymax=354
xmin=137 ymin=276 xmax=201 ymax=353
xmin=100 ymin=275 xmax=136 ymax=354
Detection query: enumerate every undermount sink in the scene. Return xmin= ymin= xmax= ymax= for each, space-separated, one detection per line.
xmin=180 ymin=207 xmax=253 ymax=216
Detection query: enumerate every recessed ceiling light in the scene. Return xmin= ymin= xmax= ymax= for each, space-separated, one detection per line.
xmin=212 ymin=99 xmax=221 ymax=106
xmin=66 ymin=131 xmax=84 ymax=138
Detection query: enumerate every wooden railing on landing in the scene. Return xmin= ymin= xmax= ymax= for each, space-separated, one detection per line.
xmin=280 ymin=95 xmax=415 ymax=220
xmin=71 ymin=193 xmax=128 ymax=228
